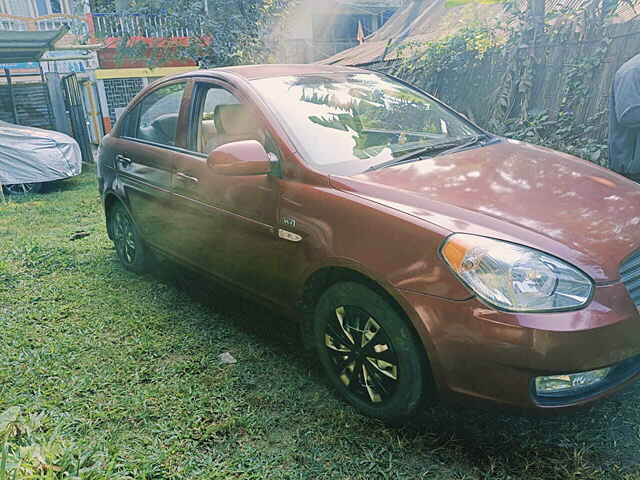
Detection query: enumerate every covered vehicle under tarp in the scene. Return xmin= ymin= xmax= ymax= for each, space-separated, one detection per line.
xmin=0 ymin=121 xmax=82 ymax=185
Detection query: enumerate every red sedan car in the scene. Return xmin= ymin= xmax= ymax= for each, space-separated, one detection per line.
xmin=97 ymin=64 xmax=640 ymax=422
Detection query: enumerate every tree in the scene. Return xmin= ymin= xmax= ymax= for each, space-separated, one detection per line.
xmin=89 ymin=0 xmax=298 ymax=67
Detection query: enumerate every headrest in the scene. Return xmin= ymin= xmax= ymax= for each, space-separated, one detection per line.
xmin=214 ymin=104 xmax=261 ymax=136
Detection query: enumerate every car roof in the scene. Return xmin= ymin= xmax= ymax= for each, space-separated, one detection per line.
xmin=176 ymin=63 xmax=367 ymax=81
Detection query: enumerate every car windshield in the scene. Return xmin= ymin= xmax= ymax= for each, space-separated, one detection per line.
xmin=251 ymin=73 xmax=480 ymax=175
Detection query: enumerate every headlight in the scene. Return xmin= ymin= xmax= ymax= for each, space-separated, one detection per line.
xmin=441 ymin=234 xmax=593 ymax=312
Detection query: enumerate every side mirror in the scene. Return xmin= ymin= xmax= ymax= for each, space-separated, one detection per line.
xmin=207 ymin=140 xmax=271 ymax=176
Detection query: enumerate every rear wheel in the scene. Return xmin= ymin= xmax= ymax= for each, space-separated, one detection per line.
xmin=109 ymin=202 xmax=151 ymax=273
xmin=4 ymin=182 xmax=43 ymax=195
xmin=313 ymin=281 xmax=428 ymax=423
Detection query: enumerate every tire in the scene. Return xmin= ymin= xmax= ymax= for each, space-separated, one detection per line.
xmin=109 ymin=202 xmax=151 ymax=274
xmin=313 ymin=281 xmax=428 ymax=423
xmin=4 ymin=182 xmax=43 ymax=195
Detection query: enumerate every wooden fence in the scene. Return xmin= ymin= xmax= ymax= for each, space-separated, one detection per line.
xmin=374 ymin=19 xmax=640 ymax=142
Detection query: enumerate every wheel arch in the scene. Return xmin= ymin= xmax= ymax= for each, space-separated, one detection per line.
xmin=103 ymin=191 xmax=126 ymax=240
xmin=301 ymin=266 xmax=403 ymax=317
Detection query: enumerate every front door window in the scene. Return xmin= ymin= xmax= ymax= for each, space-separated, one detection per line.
xmin=194 ymin=85 xmax=266 ymax=154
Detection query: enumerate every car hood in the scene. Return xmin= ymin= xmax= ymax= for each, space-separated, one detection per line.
xmin=330 ymin=139 xmax=640 ymax=283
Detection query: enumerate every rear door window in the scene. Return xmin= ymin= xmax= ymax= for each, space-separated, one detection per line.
xmin=128 ymin=83 xmax=186 ymax=147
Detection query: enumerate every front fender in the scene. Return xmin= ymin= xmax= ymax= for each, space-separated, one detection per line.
xmin=280 ymin=180 xmax=473 ymax=302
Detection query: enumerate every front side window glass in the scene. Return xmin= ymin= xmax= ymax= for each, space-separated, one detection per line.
xmin=132 ymin=83 xmax=186 ymax=147
xmin=251 ymin=73 xmax=479 ymax=175
xmin=194 ymin=85 xmax=265 ymax=154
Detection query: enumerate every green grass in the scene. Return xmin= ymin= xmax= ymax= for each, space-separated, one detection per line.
xmin=1 ymin=167 xmax=640 ymax=479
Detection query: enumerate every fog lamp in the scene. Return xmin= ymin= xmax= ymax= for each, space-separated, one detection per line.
xmin=535 ymin=367 xmax=612 ymax=396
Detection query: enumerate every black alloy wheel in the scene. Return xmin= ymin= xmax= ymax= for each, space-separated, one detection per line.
xmin=314 ymin=281 xmax=429 ymax=423
xmin=324 ymin=305 xmax=399 ymax=404
xmin=4 ymin=182 xmax=43 ymax=195
xmin=110 ymin=203 xmax=151 ymax=273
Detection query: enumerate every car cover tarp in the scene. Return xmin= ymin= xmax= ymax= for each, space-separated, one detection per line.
xmin=0 ymin=121 xmax=82 ymax=185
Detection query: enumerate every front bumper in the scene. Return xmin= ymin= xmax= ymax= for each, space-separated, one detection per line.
xmin=398 ymin=281 xmax=640 ymax=411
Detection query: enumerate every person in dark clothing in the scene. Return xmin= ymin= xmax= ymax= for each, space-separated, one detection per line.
xmin=609 ymin=53 xmax=640 ymax=181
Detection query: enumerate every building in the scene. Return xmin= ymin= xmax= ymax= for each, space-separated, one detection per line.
xmin=277 ymin=0 xmax=401 ymax=63
xmin=1 ymin=1 xmax=203 ymax=142
xmin=0 ymin=0 xmax=101 ymax=157
xmin=89 ymin=0 xmax=199 ymax=135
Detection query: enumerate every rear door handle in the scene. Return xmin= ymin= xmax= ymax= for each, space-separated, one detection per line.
xmin=176 ymin=172 xmax=199 ymax=184
xmin=116 ymin=153 xmax=132 ymax=166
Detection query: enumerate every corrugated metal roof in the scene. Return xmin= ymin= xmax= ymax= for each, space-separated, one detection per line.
xmin=0 ymin=29 xmax=67 ymax=63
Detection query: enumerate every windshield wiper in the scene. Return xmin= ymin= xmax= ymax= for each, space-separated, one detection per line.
xmin=366 ymin=135 xmax=487 ymax=172
xmin=435 ymin=134 xmax=488 ymax=157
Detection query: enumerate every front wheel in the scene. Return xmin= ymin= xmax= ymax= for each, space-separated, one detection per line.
xmin=109 ymin=203 xmax=151 ymax=273
xmin=313 ymin=281 xmax=429 ymax=423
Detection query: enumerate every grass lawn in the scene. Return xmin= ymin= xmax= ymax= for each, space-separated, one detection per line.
xmin=1 ymin=167 xmax=640 ymax=479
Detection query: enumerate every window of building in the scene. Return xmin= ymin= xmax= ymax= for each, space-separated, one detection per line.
xmin=7 ymin=0 xmax=32 ymax=16
xmin=35 ymin=0 xmax=64 ymax=15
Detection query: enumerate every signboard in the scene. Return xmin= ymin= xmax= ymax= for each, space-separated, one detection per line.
xmin=0 ymin=62 xmax=39 ymax=69
xmin=40 ymin=51 xmax=99 ymax=74
xmin=1 ymin=52 xmax=98 ymax=75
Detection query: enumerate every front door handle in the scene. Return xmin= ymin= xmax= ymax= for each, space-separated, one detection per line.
xmin=116 ymin=153 xmax=132 ymax=166
xmin=176 ymin=172 xmax=199 ymax=184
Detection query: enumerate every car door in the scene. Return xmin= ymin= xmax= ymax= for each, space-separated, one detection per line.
xmin=171 ymin=79 xmax=283 ymax=301
xmin=116 ymin=80 xmax=188 ymax=252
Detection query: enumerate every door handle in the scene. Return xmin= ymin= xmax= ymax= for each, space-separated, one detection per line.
xmin=116 ymin=153 xmax=132 ymax=166
xmin=176 ymin=172 xmax=199 ymax=184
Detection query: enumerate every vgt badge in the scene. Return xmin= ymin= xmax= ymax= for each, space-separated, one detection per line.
xmin=282 ymin=216 xmax=296 ymax=228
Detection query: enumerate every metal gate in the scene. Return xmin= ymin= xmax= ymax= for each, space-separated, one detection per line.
xmin=62 ymin=73 xmax=92 ymax=163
